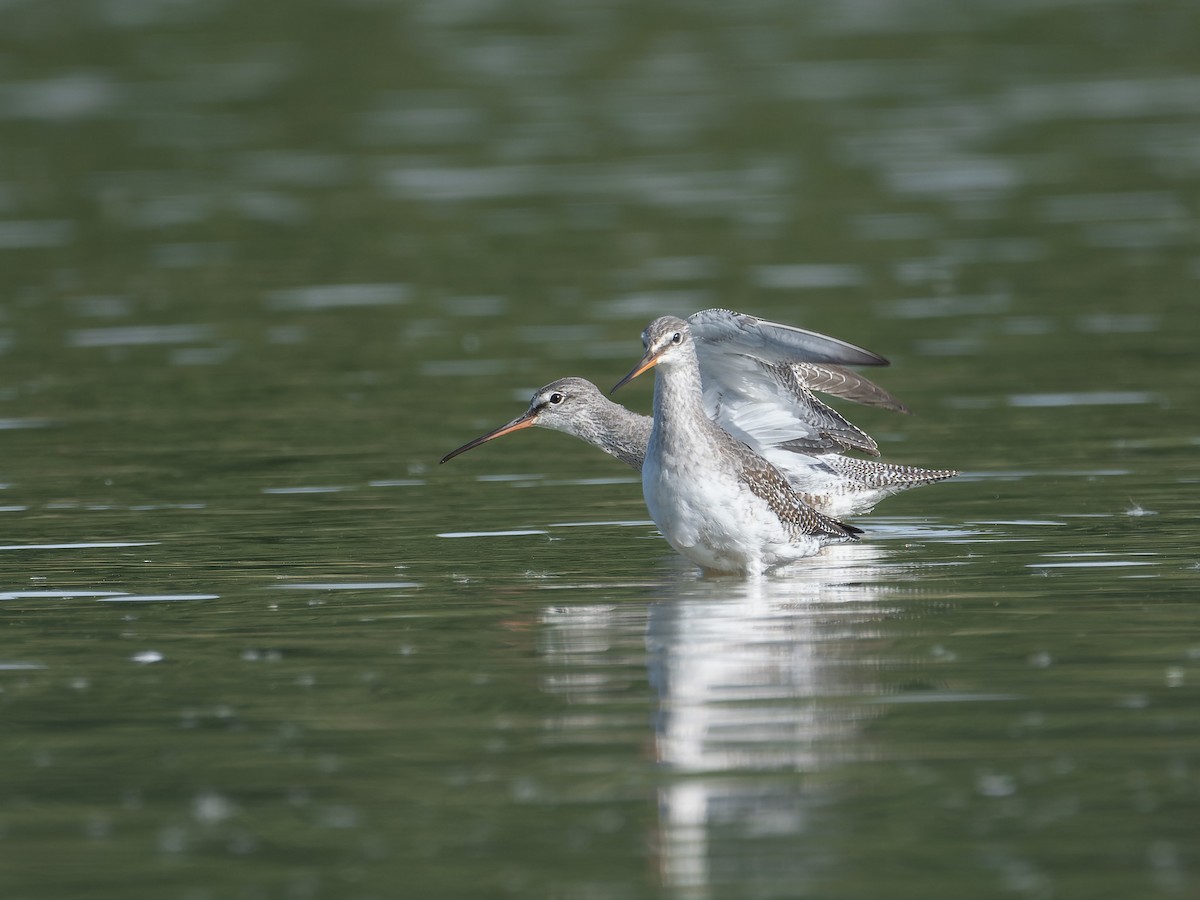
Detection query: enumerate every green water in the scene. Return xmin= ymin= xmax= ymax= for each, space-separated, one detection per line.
xmin=2 ymin=1 xmax=1198 ymax=897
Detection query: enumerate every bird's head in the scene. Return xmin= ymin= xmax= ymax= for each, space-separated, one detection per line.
xmin=439 ymin=377 xmax=600 ymax=463
xmin=611 ymin=316 xmax=691 ymax=393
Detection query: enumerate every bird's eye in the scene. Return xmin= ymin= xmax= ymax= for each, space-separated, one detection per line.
xmin=671 ymin=332 xmax=682 ymax=344
xmin=549 ymin=392 xmax=564 ymax=404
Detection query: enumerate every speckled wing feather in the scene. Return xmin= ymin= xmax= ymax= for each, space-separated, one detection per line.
xmin=763 ymin=363 xmax=882 ymax=456
xmin=735 ymin=453 xmax=862 ymax=541
xmin=825 ymin=456 xmax=958 ymax=489
xmin=789 ymin=362 xmax=911 ymax=413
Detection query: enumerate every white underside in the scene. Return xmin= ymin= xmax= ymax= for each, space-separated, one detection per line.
xmin=643 ymin=431 xmax=826 ymax=576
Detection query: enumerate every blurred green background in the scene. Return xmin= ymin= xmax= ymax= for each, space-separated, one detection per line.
xmin=1 ymin=1 xmax=1197 ymax=898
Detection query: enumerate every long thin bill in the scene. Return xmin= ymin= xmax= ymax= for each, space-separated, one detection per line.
xmin=439 ymin=413 xmax=537 ymax=464
xmin=610 ymin=351 xmax=659 ymax=394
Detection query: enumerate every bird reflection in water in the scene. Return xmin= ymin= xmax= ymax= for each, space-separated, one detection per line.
xmin=537 ymin=542 xmax=902 ymax=894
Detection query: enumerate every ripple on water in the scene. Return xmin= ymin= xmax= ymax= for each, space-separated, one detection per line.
xmin=1027 ymin=551 xmax=1158 ymax=570
xmin=870 ymin=692 xmax=1021 ymax=706
xmin=357 ymin=91 xmax=484 ymax=145
xmin=68 ymin=295 xmax=133 ymax=317
xmin=226 ymin=190 xmax=306 ymax=225
xmin=1008 ymin=391 xmax=1156 ymax=407
xmin=965 ymin=520 xmax=1065 ymax=528
xmin=880 ymin=293 xmax=1010 ymax=319
xmin=540 ymin=477 xmax=640 ymax=487
xmin=0 ymin=219 xmax=74 ymax=248
xmin=882 ymin=156 xmax=1023 ymax=197
xmin=97 ymin=594 xmax=220 ymax=603
xmin=67 ymin=324 xmax=215 ymax=347
xmin=438 ymin=529 xmax=548 ymax=538
xmin=1029 ymin=561 xmax=1158 ymax=569
xmin=1076 ymin=313 xmax=1160 ymax=334
xmin=263 ymin=283 xmax=409 ymax=311
xmin=1080 ymin=219 xmax=1194 ymax=249
xmin=958 ymin=468 xmax=1132 ymax=479
xmin=380 ymin=163 xmax=542 ymax=203
xmin=0 ymin=590 xmax=126 ymax=601
xmin=1038 ymin=190 xmax=1186 ymax=223
xmin=546 ymin=519 xmax=654 ymax=528
xmin=0 ymin=541 xmax=159 ymax=550
xmin=273 ymin=582 xmax=419 ymax=591
xmin=0 ymin=73 xmax=121 ymax=120
xmin=1002 ymin=76 xmax=1200 ymax=122
xmin=261 ymin=486 xmax=352 ymax=495
xmin=862 ymin=518 xmax=992 ymax=543
xmin=751 ymin=264 xmax=867 ymax=290
xmin=941 ymin=237 xmax=1046 ymax=263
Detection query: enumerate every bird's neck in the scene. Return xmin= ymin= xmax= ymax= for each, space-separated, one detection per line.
xmin=586 ymin=400 xmax=651 ymax=470
xmin=651 ymin=352 xmax=712 ymax=442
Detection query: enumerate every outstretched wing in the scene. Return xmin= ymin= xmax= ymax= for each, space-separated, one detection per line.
xmin=687 ymin=308 xmax=889 ymax=367
xmin=787 ymin=362 xmax=910 ymax=413
xmin=688 ymin=309 xmax=904 ymax=457
xmin=703 ymin=359 xmax=881 ymax=457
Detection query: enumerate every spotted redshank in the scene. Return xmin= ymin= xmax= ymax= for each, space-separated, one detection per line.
xmin=441 ymin=308 xmax=899 ymax=467
xmin=611 ymin=316 xmax=865 ymax=575
xmin=440 ymin=376 xmax=956 ymax=517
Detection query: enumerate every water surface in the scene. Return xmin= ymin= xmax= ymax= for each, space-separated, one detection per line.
xmin=1 ymin=1 xmax=1198 ymax=898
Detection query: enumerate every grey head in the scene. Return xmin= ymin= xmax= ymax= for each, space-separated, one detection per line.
xmin=521 ymin=377 xmax=617 ymax=441
xmin=610 ymin=316 xmax=695 ymax=392
xmin=440 ymin=376 xmax=646 ymax=466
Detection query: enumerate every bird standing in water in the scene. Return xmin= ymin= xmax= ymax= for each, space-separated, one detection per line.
xmin=439 ymin=375 xmax=956 ymax=517
xmin=611 ymin=316 xmax=862 ymax=576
